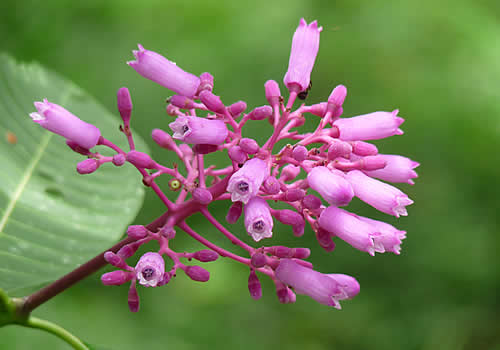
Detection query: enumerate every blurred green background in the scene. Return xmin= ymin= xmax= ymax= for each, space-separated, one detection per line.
xmin=1 ymin=0 xmax=499 ymax=349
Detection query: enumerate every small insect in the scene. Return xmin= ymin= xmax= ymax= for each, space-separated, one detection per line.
xmin=297 ymin=81 xmax=312 ymax=100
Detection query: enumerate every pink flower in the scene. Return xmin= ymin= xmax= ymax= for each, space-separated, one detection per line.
xmin=227 ymin=158 xmax=269 ymax=203
xmin=357 ymin=216 xmax=407 ymax=254
xmin=169 ymin=115 xmax=228 ymax=145
xmin=244 ymin=197 xmax=273 ymax=242
xmin=318 ymin=206 xmax=377 ymax=255
xmin=29 ymin=99 xmax=101 ymax=149
xmin=307 ymin=166 xmax=354 ymax=206
xmin=128 ymin=44 xmax=200 ymax=98
xmin=135 ymin=252 xmax=165 ymax=287
xmin=283 ymin=18 xmax=322 ymax=93
xmin=345 ymin=170 xmax=413 ymax=217
xmin=361 ymin=154 xmax=420 ymax=185
xmin=275 ymin=259 xmax=359 ymax=309
xmin=332 ymin=110 xmax=404 ymax=141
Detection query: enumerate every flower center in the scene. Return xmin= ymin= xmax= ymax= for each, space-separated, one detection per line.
xmin=182 ymin=125 xmax=189 ymax=134
xmin=142 ymin=267 xmax=155 ymax=280
xmin=237 ymin=181 xmax=249 ymax=193
xmin=253 ymin=220 xmax=265 ymax=233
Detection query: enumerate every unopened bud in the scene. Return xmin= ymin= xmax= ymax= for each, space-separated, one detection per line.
xmin=198 ymin=72 xmax=214 ymax=93
xmin=193 ymin=250 xmax=219 ymax=262
xmin=359 ymin=155 xmax=386 ymax=170
xmin=280 ymin=164 xmax=301 ymax=181
xmin=112 ymin=153 xmax=126 ymax=166
xmin=192 ymin=188 xmax=213 ymax=205
xmin=228 ymin=146 xmax=247 ymax=164
xmin=292 ymin=145 xmax=308 ymax=162
xmin=168 ymin=95 xmax=195 ymax=109
xmin=302 ymin=194 xmax=321 ymax=210
xmin=351 ymin=141 xmax=378 ymax=156
xmin=128 ymin=284 xmax=140 ymax=312
xmin=77 ymin=159 xmax=99 ymax=174
xmin=184 ymin=265 xmax=210 ymax=282
xmin=126 ymin=150 xmax=156 ymax=169
xmin=248 ymin=105 xmax=273 ymax=120
xmin=239 ymin=138 xmax=259 ymax=154
xmin=263 ymin=176 xmax=281 ymax=195
xmin=117 ymin=87 xmax=133 ymax=124
xmin=251 ymin=253 xmax=267 ymax=268
xmin=101 ymin=270 xmax=132 ymax=286
xmin=104 ymin=251 xmax=130 ymax=270
xmin=199 ymin=90 xmax=226 ymax=114
xmin=264 ymin=80 xmax=281 ymax=106
xmin=226 ymin=201 xmax=243 ymax=224
xmin=284 ymin=188 xmax=305 ymax=202
xmin=152 ymin=129 xmax=176 ymax=150
xmin=327 ymin=140 xmax=352 ymax=160
xmin=126 ymin=225 xmax=149 ymax=239
xmin=248 ymin=270 xmax=262 ymax=300
xmin=228 ymin=101 xmax=247 ymax=117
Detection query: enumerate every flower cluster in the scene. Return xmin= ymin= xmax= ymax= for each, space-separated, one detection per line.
xmin=29 ymin=18 xmax=418 ymax=311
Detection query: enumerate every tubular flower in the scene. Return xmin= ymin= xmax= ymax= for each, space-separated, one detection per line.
xmin=307 ymin=166 xmax=354 ymax=206
xmin=275 ymin=259 xmax=359 ymax=309
xmin=135 ymin=252 xmax=165 ymax=287
xmin=227 ymin=158 xmax=269 ymax=203
xmin=284 ymin=18 xmax=322 ymax=93
xmin=128 ymin=44 xmax=200 ymax=98
xmin=169 ymin=115 xmax=228 ymax=145
xmin=244 ymin=197 xmax=273 ymax=242
xmin=30 ymin=99 xmax=101 ymax=149
xmin=332 ymin=110 xmax=404 ymax=141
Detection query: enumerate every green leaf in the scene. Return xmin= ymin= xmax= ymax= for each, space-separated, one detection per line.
xmin=0 ymin=54 xmax=148 ymax=296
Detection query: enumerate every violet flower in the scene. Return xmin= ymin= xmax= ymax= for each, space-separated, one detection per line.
xmin=244 ymin=197 xmax=273 ymax=242
xmin=275 ymin=259 xmax=359 ymax=309
xmin=227 ymin=158 xmax=269 ymax=203
xmin=29 ymin=99 xmax=101 ymax=149
xmin=332 ymin=110 xmax=404 ymax=141
xmin=283 ymin=18 xmax=322 ymax=93
xmin=135 ymin=252 xmax=165 ymax=287
xmin=169 ymin=115 xmax=228 ymax=145
xmin=128 ymin=44 xmax=200 ymax=98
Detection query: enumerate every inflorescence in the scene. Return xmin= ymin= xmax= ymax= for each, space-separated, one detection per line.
xmin=29 ymin=18 xmax=418 ymax=311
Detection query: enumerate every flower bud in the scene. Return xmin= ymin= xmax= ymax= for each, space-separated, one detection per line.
xmin=192 ymin=187 xmax=213 ymax=205
xmin=101 ymin=270 xmax=133 ymax=286
xmin=239 ymin=138 xmax=259 ymax=155
xmin=126 ymin=225 xmax=149 ymax=239
xmin=302 ymin=194 xmax=321 ymax=210
xmin=248 ymin=105 xmax=273 ymax=120
xmin=77 ymin=159 xmax=99 ymax=175
xmin=112 ymin=153 xmax=126 ymax=166
xmin=307 ymin=166 xmax=354 ymax=206
xmin=228 ymin=146 xmax=247 ymax=164
xmin=248 ymin=270 xmax=262 ymax=300
xmin=193 ymin=250 xmax=219 ymax=262
xmin=327 ymin=140 xmax=352 ymax=160
xmin=117 ymin=87 xmax=133 ymax=124
xmin=228 ymin=101 xmax=247 ymax=117
xmin=358 ymin=155 xmax=387 ymax=171
xmin=251 ymin=253 xmax=267 ymax=268
xmin=198 ymin=72 xmax=214 ymax=93
xmin=128 ymin=284 xmax=140 ymax=312
xmin=185 ymin=265 xmax=210 ymax=282
xmin=332 ymin=110 xmax=404 ymax=141
xmin=280 ymin=164 xmax=301 ymax=182
xmin=350 ymin=141 xmax=378 ymax=156
xmin=226 ymin=201 xmax=243 ymax=224
xmin=168 ymin=95 xmax=195 ymax=109
xmin=128 ymin=44 xmax=200 ymax=98
xmin=284 ymin=188 xmax=305 ymax=202
xmin=104 ymin=251 xmax=129 ymax=270
xmin=263 ymin=176 xmax=281 ymax=195
xmin=292 ymin=145 xmax=308 ymax=162
xmin=327 ymin=84 xmax=347 ymax=113
xmin=151 ymin=129 xmax=175 ymax=150
xmin=199 ymin=90 xmax=226 ymax=114
xmin=126 ymin=150 xmax=156 ymax=169
xmin=264 ymin=80 xmax=281 ymax=106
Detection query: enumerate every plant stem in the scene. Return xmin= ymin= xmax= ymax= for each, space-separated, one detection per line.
xmin=26 ymin=316 xmax=88 ymax=350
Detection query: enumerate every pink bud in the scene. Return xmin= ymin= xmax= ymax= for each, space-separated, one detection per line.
xmin=307 ymin=102 xmax=327 ymax=117
xmin=248 ymin=105 xmax=273 ymax=120
xmin=292 ymin=145 xmax=308 ymax=162
xmin=280 ymin=164 xmax=301 ymax=181
xmin=226 ymin=201 xmax=243 ymax=224
xmin=263 ymin=176 xmax=280 ymax=195
xmin=117 ymin=242 xmax=140 ymax=259
xmin=198 ymin=72 xmax=214 ymax=93
xmin=228 ymin=146 xmax=247 ymax=164
xmin=166 ymin=104 xmax=179 ymax=116
xmin=185 ymin=265 xmax=210 ymax=282
xmin=302 ymin=194 xmax=321 ymax=210
xmin=126 ymin=225 xmax=149 ymax=239
xmin=332 ymin=110 xmax=404 ymax=141
xmin=77 ymin=159 xmax=99 ymax=174
xmin=359 ymin=155 xmax=387 ymax=171
xmin=128 ymin=284 xmax=140 ymax=312
xmin=126 ymin=150 xmax=156 ymax=169
xmin=192 ymin=187 xmax=213 ymax=205
xmin=228 ymin=101 xmax=247 ymax=117
xmin=101 ymin=270 xmax=132 ymax=286
xmin=193 ymin=250 xmax=219 ymax=262
xmin=168 ymin=95 xmax=195 ymax=109
xmin=327 ymin=85 xmax=347 ymax=110
xmin=351 ymin=141 xmax=378 ymax=156
xmin=104 ymin=251 xmax=129 ymax=270
xmin=239 ymin=138 xmax=259 ymax=154
xmin=199 ymin=90 xmax=226 ymax=114
xmin=117 ymin=87 xmax=133 ymax=124
xmin=179 ymin=143 xmax=193 ymax=161
xmin=327 ymin=140 xmax=352 ymax=160
xmin=307 ymin=166 xmax=354 ymax=206
xmin=284 ymin=188 xmax=305 ymax=202
xmin=151 ymin=129 xmax=176 ymax=150
xmin=264 ymin=80 xmax=281 ymax=106
xmin=316 ymin=228 xmax=336 ymax=252
xmin=248 ymin=270 xmax=262 ymax=300
xmin=112 ymin=153 xmax=126 ymax=166
xmin=251 ymin=253 xmax=267 ymax=268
